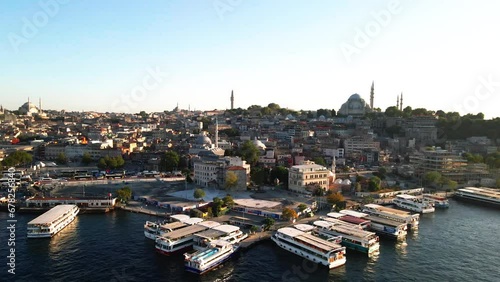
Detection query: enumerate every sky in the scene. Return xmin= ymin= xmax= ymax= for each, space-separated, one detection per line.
xmin=1 ymin=0 xmax=500 ymax=118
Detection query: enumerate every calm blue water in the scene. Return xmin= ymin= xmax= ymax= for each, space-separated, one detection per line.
xmin=1 ymin=199 xmax=499 ymax=282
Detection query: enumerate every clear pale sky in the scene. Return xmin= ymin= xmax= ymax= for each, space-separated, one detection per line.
xmin=1 ymin=0 xmax=500 ymax=118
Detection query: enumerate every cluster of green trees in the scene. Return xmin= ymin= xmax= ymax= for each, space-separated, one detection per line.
xmin=1 ymin=150 xmax=32 ymax=167
xmin=437 ymin=113 xmax=499 ymax=140
xmin=463 ymin=152 xmax=500 ymax=168
xmin=250 ymin=166 xmax=288 ymax=187
xmin=327 ymin=192 xmax=346 ymax=211
xmin=161 ymin=151 xmax=180 ymax=172
xmin=116 ymin=186 xmax=132 ymax=203
xmin=97 ymin=155 xmax=125 ymax=170
xmin=423 ymin=171 xmax=458 ymax=189
xmin=281 ymin=207 xmax=298 ymax=221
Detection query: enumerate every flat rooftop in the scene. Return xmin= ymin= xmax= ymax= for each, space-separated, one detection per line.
xmin=166 ymin=225 xmax=208 ymax=240
xmin=234 ymin=198 xmax=281 ymax=209
xmin=28 ymin=205 xmax=77 ymax=225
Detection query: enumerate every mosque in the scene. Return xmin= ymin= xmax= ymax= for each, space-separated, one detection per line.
xmin=18 ymin=98 xmax=42 ymax=116
xmin=337 ymin=82 xmax=404 ymax=116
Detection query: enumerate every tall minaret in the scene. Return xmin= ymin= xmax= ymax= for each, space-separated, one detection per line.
xmin=400 ymin=92 xmax=403 ymax=111
xmin=215 ymin=117 xmax=219 ymax=149
xmin=370 ymin=81 xmax=374 ymax=109
xmin=39 ymin=97 xmax=42 ymax=113
xmin=396 ymin=95 xmax=399 ymax=108
xmin=230 ymin=90 xmax=234 ymax=110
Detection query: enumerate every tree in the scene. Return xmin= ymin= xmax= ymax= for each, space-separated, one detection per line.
xmin=224 ymin=171 xmax=239 ymax=190
xmin=238 ymin=140 xmax=260 ymax=165
xmin=282 ymin=207 xmax=298 ymax=221
xmin=97 ymin=158 xmax=107 ymax=170
xmin=312 ymin=157 xmax=327 ymax=166
xmin=193 ymin=188 xmax=205 ymax=201
xmin=2 ymin=150 xmax=33 ymax=167
xmin=162 ymin=151 xmax=180 ymax=172
xmin=355 ymin=182 xmax=362 ymax=192
xmin=206 ymin=207 xmax=213 ymax=218
xmin=384 ymin=106 xmax=402 ymax=117
xmin=250 ymin=167 xmax=268 ymax=186
xmin=262 ymin=218 xmax=275 ymax=231
xmin=298 ymin=203 xmax=308 ymax=212
xmin=270 ymin=166 xmax=288 ymax=187
xmin=423 ymin=171 xmax=442 ymax=186
xmin=368 ymin=176 xmax=382 ymax=192
xmin=116 ymin=186 xmax=132 ymax=203
xmin=222 ymin=195 xmax=235 ymax=209
xmin=212 ymin=197 xmax=223 ymax=217
xmin=56 ymin=153 xmax=68 ymax=165
xmin=82 ymin=153 xmax=92 ymax=165
xmin=114 ymin=155 xmax=125 ymax=168
xmin=250 ymin=225 xmax=258 ymax=234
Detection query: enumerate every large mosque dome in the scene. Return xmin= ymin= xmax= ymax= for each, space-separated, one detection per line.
xmin=195 ymin=135 xmax=212 ymax=146
xmin=338 ymin=93 xmax=372 ymax=116
xmin=18 ymin=101 xmax=40 ymax=115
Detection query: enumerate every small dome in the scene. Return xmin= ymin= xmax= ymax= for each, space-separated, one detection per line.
xmin=252 ymin=139 xmax=266 ymax=150
xmin=342 ymin=179 xmax=352 ymax=185
xmin=349 ymin=94 xmax=361 ymax=100
xmin=334 ymin=179 xmax=343 ymax=184
xmin=195 ymin=135 xmax=212 ymax=145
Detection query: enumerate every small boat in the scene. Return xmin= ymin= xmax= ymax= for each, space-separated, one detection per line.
xmin=423 ymin=194 xmax=450 ymax=208
xmin=184 ymin=240 xmax=239 ymax=274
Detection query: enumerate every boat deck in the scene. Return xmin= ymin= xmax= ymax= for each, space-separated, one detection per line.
xmin=365 ymin=204 xmax=411 ymax=216
xmin=194 ymin=229 xmax=226 ymax=240
xmin=161 ymin=221 xmax=186 ymax=230
xmin=28 ymin=205 xmax=77 ymax=225
xmin=165 ymin=225 xmax=208 ymax=240
xmin=367 ymin=215 xmax=405 ymax=227
xmin=296 ymin=233 xmax=342 ymax=253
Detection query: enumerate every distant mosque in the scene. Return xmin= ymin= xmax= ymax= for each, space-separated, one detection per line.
xmin=18 ymin=98 xmax=43 ymax=116
xmin=338 ymin=82 xmax=375 ymax=117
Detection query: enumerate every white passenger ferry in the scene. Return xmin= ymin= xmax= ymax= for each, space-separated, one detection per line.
xmin=393 ymin=194 xmax=435 ymax=213
xmin=361 ymin=205 xmax=420 ymax=229
xmin=422 ymin=194 xmax=450 ymax=208
xmin=365 ymin=215 xmax=407 ymax=240
xmin=27 ymin=205 xmax=79 ymax=238
xmin=155 ymin=221 xmax=221 ymax=255
xmin=193 ymin=224 xmax=247 ymax=251
xmin=313 ymin=220 xmax=380 ymax=255
xmin=454 ymin=187 xmax=500 ymax=207
xmin=184 ymin=239 xmax=239 ymax=274
xmin=271 ymin=227 xmax=346 ymax=269
xmin=144 ymin=216 xmax=203 ymax=240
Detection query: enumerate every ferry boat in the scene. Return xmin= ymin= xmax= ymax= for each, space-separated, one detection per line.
xmin=454 ymin=187 xmax=500 ymax=207
xmin=323 ymin=212 xmax=371 ymax=230
xmin=184 ymin=239 xmax=239 ymax=274
xmin=423 ymin=194 xmax=450 ymax=208
xmin=27 ymin=205 xmax=79 ymax=238
xmin=271 ymin=227 xmax=346 ymax=269
xmin=155 ymin=221 xmax=221 ymax=256
xmin=193 ymin=225 xmax=248 ymax=251
xmin=313 ymin=220 xmax=380 ymax=255
xmin=365 ymin=215 xmax=407 ymax=240
xmin=393 ymin=194 xmax=435 ymax=213
xmin=144 ymin=216 xmax=202 ymax=240
xmin=361 ymin=205 xmax=420 ymax=230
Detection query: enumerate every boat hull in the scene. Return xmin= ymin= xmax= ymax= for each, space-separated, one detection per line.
xmin=454 ymin=194 xmax=500 ymax=208
xmin=156 ymin=245 xmax=193 ymax=256
xmin=185 ymin=248 xmax=238 ymax=274
xmin=342 ymin=240 xmax=379 ymax=255
xmin=27 ymin=208 xmax=78 ymax=239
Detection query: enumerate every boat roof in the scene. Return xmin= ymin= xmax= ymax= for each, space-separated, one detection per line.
xmin=313 ymin=220 xmax=333 ymax=229
xmin=339 ymin=209 xmax=369 ymax=218
xmin=367 ymin=215 xmax=405 ymax=227
xmin=327 ymin=212 xmax=345 ymax=218
xmin=198 ymin=221 xmax=221 ymax=228
xmin=459 ymin=187 xmax=500 ymax=200
xmin=211 ymin=239 xmax=232 ymax=247
xmin=294 ymin=224 xmax=315 ymax=232
xmin=194 ymin=229 xmax=226 ymax=240
xmin=161 ymin=221 xmax=186 ymax=230
xmin=340 ymin=215 xmax=370 ymax=225
xmin=170 ymin=214 xmax=190 ymax=222
xmin=364 ymin=204 xmax=411 ymax=216
xmin=277 ymin=227 xmax=305 ymax=238
xmin=165 ymin=224 xmax=208 ymax=240
xmin=183 ymin=218 xmax=204 ymax=225
xmin=28 ymin=205 xmax=77 ymax=225
xmin=296 ymin=233 xmax=342 ymax=252
xmin=330 ymin=224 xmax=376 ymax=238
xmin=212 ymin=224 xmax=240 ymax=234
xmin=396 ymin=194 xmax=417 ymax=199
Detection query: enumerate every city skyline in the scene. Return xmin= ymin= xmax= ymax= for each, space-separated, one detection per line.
xmin=1 ymin=0 xmax=500 ymax=118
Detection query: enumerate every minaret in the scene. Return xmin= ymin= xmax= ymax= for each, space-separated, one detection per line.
xmin=400 ymin=92 xmax=403 ymax=111
xmin=370 ymin=81 xmax=374 ymax=109
xmin=39 ymin=97 xmax=42 ymax=113
xmin=331 ymin=155 xmax=337 ymax=182
xmin=230 ymin=90 xmax=234 ymax=110
xmin=215 ymin=118 xmax=219 ymax=149
xmin=396 ymin=95 xmax=399 ymax=108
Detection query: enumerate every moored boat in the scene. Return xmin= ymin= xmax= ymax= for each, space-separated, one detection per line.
xmin=393 ymin=194 xmax=435 ymax=213
xmin=27 ymin=204 xmax=79 ymax=238
xmin=454 ymin=187 xmax=500 ymax=207
xmin=271 ymin=227 xmax=346 ymax=269
xmin=423 ymin=194 xmax=450 ymax=208
xmin=361 ymin=204 xmax=420 ymax=230
xmin=184 ymin=240 xmax=239 ymax=274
